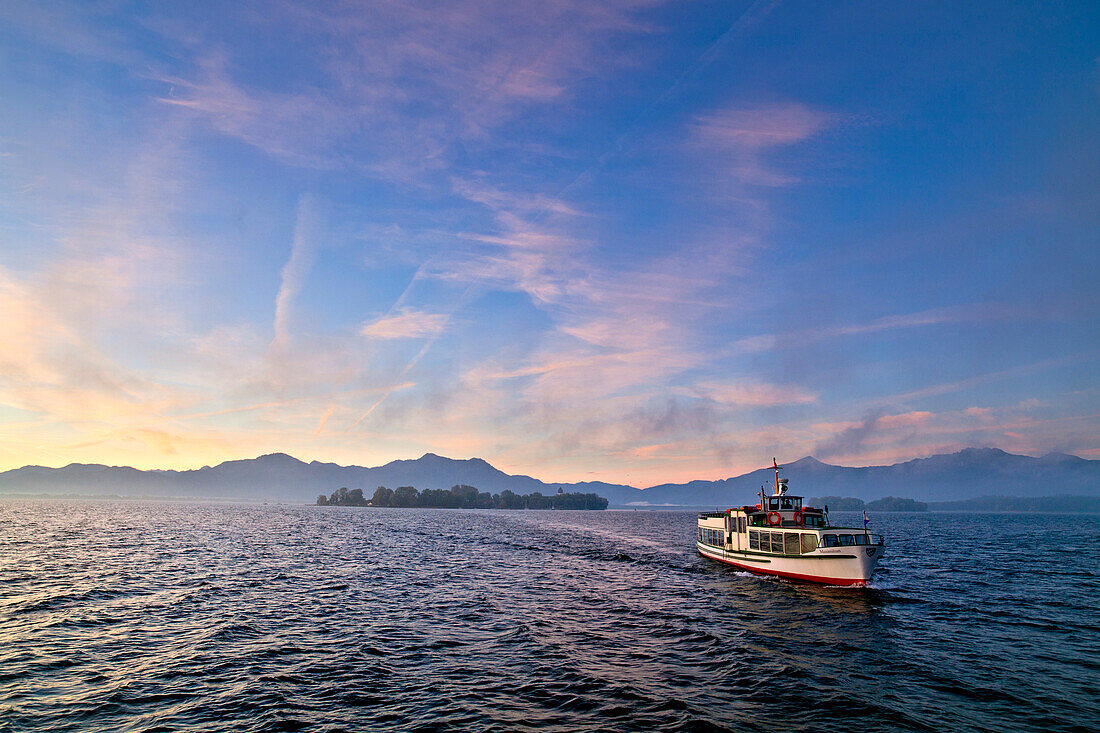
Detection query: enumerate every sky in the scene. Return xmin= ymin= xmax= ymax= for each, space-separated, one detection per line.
xmin=0 ymin=1 xmax=1097 ymax=486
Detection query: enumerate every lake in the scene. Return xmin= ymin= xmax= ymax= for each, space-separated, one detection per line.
xmin=1 ymin=502 xmax=1097 ymax=732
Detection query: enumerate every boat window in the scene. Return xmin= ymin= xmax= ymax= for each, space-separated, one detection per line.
xmin=854 ymin=534 xmax=868 ymax=545
xmin=822 ymin=534 xmax=839 ymax=547
xmin=770 ymin=532 xmax=784 ymax=554
xmin=800 ymin=534 xmax=818 ymax=553
xmin=838 ymin=534 xmax=855 ymax=546
xmin=784 ymin=533 xmax=800 ymax=555
xmin=780 ymin=498 xmax=792 ymax=510
xmin=749 ymin=530 xmax=760 ymax=550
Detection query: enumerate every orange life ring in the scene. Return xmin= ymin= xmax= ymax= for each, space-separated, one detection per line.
xmin=766 ymin=511 xmax=782 ymax=526
xmin=793 ymin=510 xmax=804 ymax=525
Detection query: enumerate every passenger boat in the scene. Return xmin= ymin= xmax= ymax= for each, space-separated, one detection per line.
xmin=697 ymin=459 xmax=884 ymax=586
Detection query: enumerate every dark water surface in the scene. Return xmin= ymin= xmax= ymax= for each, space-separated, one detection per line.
xmin=1 ymin=503 xmax=1097 ymax=732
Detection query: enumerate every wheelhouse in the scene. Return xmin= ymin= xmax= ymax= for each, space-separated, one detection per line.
xmin=696 ymin=458 xmax=884 ymax=556
xmin=695 ymin=458 xmax=886 ymax=586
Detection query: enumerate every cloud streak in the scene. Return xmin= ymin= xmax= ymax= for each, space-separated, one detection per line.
xmin=273 ymin=194 xmax=323 ymax=347
xmin=361 ymin=309 xmax=451 ymax=339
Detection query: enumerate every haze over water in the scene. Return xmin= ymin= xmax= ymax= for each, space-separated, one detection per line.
xmin=2 ymin=502 xmax=1097 ymax=732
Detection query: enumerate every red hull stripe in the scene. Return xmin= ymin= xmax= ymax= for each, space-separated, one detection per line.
xmin=699 ymin=550 xmax=868 ymax=587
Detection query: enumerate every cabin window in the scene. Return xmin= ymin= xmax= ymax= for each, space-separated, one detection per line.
xmin=784 ymin=533 xmax=800 ymax=555
xmin=767 ymin=497 xmax=779 ymax=511
xmin=854 ymin=534 xmax=868 ymax=545
xmin=801 ymin=534 xmax=818 ymax=553
xmin=780 ymin=498 xmax=792 ymax=510
xmin=838 ymin=534 xmax=855 ymax=546
xmin=749 ymin=530 xmax=760 ymax=550
xmin=769 ymin=532 xmax=784 ymax=553
xmin=823 ymin=534 xmax=839 ymax=547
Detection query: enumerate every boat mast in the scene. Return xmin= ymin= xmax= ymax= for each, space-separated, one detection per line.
xmin=772 ymin=457 xmax=782 ymax=496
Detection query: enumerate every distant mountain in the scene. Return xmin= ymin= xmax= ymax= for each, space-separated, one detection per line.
xmin=643 ymin=449 xmax=1099 ymax=506
xmin=0 ymin=452 xmax=645 ymax=504
xmin=0 ymin=448 xmax=1096 ymax=505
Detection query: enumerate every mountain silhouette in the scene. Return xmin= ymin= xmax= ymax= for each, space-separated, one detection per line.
xmin=1 ymin=448 xmax=1096 ymax=505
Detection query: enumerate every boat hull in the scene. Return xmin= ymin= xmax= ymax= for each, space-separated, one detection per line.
xmin=697 ymin=542 xmax=882 ymax=587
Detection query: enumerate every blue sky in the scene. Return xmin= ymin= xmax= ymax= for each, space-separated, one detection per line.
xmin=1 ymin=1 xmax=1097 ymax=485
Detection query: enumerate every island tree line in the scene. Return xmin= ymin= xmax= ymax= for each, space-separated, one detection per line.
xmin=317 ymin=484 xmax=609 ymax=510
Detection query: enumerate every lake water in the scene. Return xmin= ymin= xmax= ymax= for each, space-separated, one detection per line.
xmin=1 ymin=502 xmax=1097 ymax=732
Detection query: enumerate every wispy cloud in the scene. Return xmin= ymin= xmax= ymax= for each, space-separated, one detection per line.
xmin=732 ymin=303 xmax=1029 ymax=354
xmin=692 ymin=102 xmax=837 ymax=186
xmin=273 ymin=194 xmax=323 ymax=346
xmin=151 ymin=1 xmax=666 ymax=175
xmin=686 ymin=380 xmax=818 ymax=407
xmin=361 ymin=309 xmax=450 ymax=339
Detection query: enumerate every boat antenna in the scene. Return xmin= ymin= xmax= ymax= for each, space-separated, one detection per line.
xmin=773 ymin=457 xmax=782 ymax=496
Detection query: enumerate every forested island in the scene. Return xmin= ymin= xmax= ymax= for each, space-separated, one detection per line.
xmin=927 ymin=495 xmax=1100 ymax=513
xmin=807 ymin=494 xmax=1100 ymax=513
xmin=317 ymin=484 xmax=609 ymax=510
xmin=808 ymin=496 xmax=929 ymax=512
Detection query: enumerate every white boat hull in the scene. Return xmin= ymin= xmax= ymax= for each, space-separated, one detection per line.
xmin=697 ymin=541 xmax=883 ymax=587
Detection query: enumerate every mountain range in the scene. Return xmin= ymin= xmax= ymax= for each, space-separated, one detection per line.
xmin=1 ymin=448 xmax=1096 ymax=506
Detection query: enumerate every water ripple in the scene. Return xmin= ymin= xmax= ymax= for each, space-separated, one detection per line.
xmin=0 ymin=502 xmax=1097 ymax=731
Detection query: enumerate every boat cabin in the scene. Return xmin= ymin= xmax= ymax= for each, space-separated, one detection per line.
xmin=696 ymin=458 xmax=884 ymax=557
xmin=749 ymin=493 xmax=827 ymax=528
xmin=695 ymin=458 xmax=887 ymax=585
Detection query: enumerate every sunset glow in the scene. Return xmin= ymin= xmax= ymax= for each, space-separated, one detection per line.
xmin=1 ymin=1 xmax=1097 ymax=485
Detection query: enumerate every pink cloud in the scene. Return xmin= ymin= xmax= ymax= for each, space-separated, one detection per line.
xmin=689 ymin=380 xmax=818 ymax=407
xmin=695 ymin=104 xmax=835 ymax=149
xmin=153 ymin=1 xmax=666 ymax=172
xmin=692 ymin=102 xmax=837 ymax=186
xmin=877 ymin=411 xmax=933 ymax=428
xmin=360 ymin=309 xmax=451 ymax=340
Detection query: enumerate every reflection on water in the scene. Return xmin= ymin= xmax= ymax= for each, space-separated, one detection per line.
xmin=0 ymin=502 xmax=1097 ymax=732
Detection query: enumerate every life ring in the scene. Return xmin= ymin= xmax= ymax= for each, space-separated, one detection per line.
xmin=766 ymin=511 xmax=782 ymax=526
xmin=793 ymin=510 xmax=804 ymax=525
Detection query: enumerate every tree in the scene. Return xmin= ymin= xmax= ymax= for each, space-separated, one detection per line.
xmin=392 ymin=486 xmax=419 ymax=507
xmin=316 ymin=495 xmax=328 ymax=506
xmin=372 ymin=486 xmax=393 ymax=507
xmin=450 ymin=484 xmax=479 ymax=508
